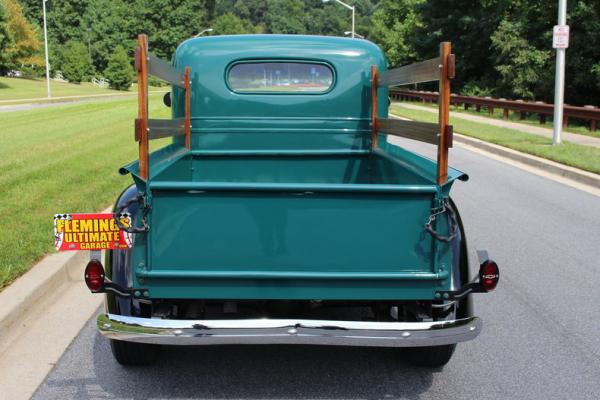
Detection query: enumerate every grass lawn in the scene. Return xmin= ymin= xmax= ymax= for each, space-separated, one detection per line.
xmin=0 ymin=76 xmax=130 ymax=102
xmin=0 ymin=95 xmax=169 ymax=290
xmin=402 ymin=99 xmax=600 ymax=138
xmin=390 ymin=103 xmax=600 ymax=175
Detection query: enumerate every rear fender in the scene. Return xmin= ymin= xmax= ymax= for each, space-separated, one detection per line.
xmin=104 ymin=185 xmax=141 ymax=316
xmin=448 ymin=198 xmax=474 ymax=318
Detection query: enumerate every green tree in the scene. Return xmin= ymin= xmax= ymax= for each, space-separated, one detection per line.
xmin=563 ymin=1 xmax=600 ymax=105
xmin=265 ymin=0 xmax=305 ymax=34
xmin=490 ymin=19 xmax=551 ymax=100
xmin=593 ymin=64 xmax=600 ymax=90
xmin=82 ymin=0 xmax=135 ymax=73
xmin=212 ymin=12 xmax=259 ymax=35
xmin=47 ymin=0 xmax=89 ymax=45
xmin=133 ymin=0 xmax=208 ymax=60
xmin=411 ymin=0 xmax=507 ymax=91
xmin=370 ymin=0 xmax=422 ymax=67
xmin=104 ymin=45 xmax=133 ymax=90
xmin=3 ymin=0 xmax=41 ymax=71
xmin=0 ymin=1 xmax=15 ymax=72
xmin=60 ymin=40 xmax=92 ymax=83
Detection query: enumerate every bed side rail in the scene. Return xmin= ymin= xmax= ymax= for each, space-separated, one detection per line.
xmin=371 ymin=42 xmax=455 ymax=184
xmin=134 ymin=34 xmax=191 ymax=180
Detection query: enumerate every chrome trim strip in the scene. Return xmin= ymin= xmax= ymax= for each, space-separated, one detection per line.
xmin=98 ymin=314 xmax=482 ymax=347
xmin=134 ymin=269 xmax=449 ymax=280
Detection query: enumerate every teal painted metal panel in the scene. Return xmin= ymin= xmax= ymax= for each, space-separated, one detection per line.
xmin=134 ymin=189 xmax=453 ymax=300
xmin=117 ymin=35 xmax=467 ymax=301
xmin=128 ymin=152 xmax=455 ymax=300
xmin=168 ymin=35 xmax=388 ymax=151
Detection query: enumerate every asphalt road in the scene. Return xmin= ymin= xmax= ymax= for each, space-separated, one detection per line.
xmin=33 ymin=139 xmax=600 ymax=400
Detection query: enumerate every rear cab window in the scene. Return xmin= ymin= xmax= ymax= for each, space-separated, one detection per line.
xmin=227 ymin=61 xmax=334 ymax=94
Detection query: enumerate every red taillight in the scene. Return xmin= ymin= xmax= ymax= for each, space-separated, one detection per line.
xmin=85 ymin=259 xmax=105 ymax=292
xmin=479 ymin=260 xmax=499 ymax=292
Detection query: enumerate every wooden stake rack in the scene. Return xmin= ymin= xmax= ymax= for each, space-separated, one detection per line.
xmin=371 ymin=42 xmax=455 ymax=185
xmin=135 ymin=34 xmax=191 ymax=180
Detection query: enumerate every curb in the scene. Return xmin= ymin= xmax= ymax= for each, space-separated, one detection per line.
xmin=0 ymin=206 xmax=111 ymax=354
xmin=0 ymin=251 xmax=87 ymax=353
xmin=454 ymin=133 xmax=600 ymax=189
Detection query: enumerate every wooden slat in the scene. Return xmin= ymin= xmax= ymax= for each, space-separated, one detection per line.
xmin=371 ymin=65 xmax=378 ymax=150
xmin=184 ymin=66 xmax=191 ymax=149
xmin=147 ymin=52 xmax=185 ymax=88
xmin=377 ymin=57 xmax=440 ymax=87
xmin=135 ymin=118 xmax=185 ymax=141
xmin=136 ymin=34 xmax=149 ymax=180
xmin=377 ymin=118 xmax=439 ymax=145
xmin=436 ymin=42 xmax=452 ymax=185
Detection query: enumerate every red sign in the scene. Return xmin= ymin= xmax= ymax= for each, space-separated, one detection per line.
xmin=53 ymin=213 xmax=133 ymax=251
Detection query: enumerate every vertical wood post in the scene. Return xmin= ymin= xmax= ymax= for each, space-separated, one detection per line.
xmin=371 ymin=65 xmax=378 ymax=150
xmin=184 ymin=66 xmax=191 ymax=150
xmin=436 ymin=42 xmax=452 ymax=185
xmin=136 ymin=34 xmax=149 ymax=180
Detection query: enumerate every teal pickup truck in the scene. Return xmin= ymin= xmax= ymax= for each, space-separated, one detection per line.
xmin=86 ymin=34 xmax=499 ymax=367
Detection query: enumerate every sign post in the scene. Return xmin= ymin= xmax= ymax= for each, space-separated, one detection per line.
xmin=552 ymin=0 xmax=568 ymax=145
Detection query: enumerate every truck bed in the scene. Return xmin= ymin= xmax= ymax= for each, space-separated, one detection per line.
xmin=128 ymin=147 xmax=458 ymax=301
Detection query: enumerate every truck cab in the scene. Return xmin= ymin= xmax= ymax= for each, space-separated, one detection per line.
xmin=88 ymin=34 xmax=499 ymax=367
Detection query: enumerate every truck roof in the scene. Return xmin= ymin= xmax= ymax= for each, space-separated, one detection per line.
xmin=175 ymin=34 xmax=386 ymax=62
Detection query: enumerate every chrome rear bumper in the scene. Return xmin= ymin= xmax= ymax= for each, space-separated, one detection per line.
xmin=98 ymin=314 xmax=482 ymax=347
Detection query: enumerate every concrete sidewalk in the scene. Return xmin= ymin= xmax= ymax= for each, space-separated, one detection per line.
xmin=395 ymin=102 xmax=600 ymax=149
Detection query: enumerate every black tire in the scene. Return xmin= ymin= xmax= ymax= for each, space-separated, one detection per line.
xmin=109 ymin=339 xmax=160 ymax=366
xmin=402 ymin=344 xmax=456 ymax=368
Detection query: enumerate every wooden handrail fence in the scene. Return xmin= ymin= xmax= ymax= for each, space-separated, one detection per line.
xmin=372 ymin=42 xmax=455 ymax=184
xmin=390 ymin=89 xmax=600 ymax=132
xmin=135 ymin=34 xmax=191 ymax=180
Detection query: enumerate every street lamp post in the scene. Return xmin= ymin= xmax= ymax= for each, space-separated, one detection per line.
xmin=194 ymin=28 xmax=213 ymax=38
xmin=86 ymin=28 xmax=92 ymax=61
xmin=42 ymin=0 xmax=51 ymax=98
xmin=323 ymin=0 xmax=355 ymax=38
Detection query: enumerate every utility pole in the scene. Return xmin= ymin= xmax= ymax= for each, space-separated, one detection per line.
xmin=552 ymin=0 xmax=568 ymax=145
xmin=42 ymin=0 xmax=51 ymax=98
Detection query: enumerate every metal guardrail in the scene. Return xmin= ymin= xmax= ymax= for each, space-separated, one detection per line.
xmin=389 ymin=89 xmax=600 ymax=132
